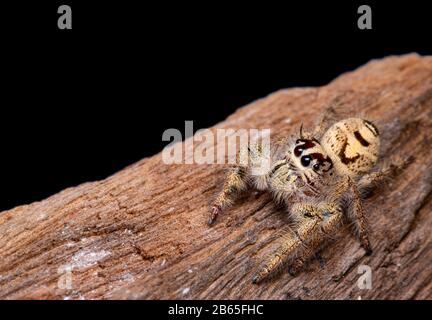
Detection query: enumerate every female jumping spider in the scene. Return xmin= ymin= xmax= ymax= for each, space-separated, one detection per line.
xmin=208 ymin=109 xmax=411 ymax=283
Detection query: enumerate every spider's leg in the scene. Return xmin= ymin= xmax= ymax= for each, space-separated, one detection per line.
xmin=347 ymin=177 xmax=372 ymax=255
xmin=358 ymin=155 xmax=413 ymax=195
xmin=209 ymin=142 xmax=270 ymax=225
xmin=312 ymin=99 xmax=342 ymax=138
xmin=209 ymin=165 xmax=249 ymax=225
xmin=289 ymin=204 xmax=343 ymax=275
xmin=346 ymin=155 xmax=413 ymax=252
xmin=252 ymin=203 xmax=322 ymax=283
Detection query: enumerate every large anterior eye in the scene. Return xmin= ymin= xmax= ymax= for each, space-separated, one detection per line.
xmin=294 ymin=139 xmax=315 ymax=157
xmin=301 ymin=155 xmax=312 ymax=167
xmin=294 ymin=145 xmax=304 ymax=157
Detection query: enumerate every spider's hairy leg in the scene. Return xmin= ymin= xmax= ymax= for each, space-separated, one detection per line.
xmin=312 ymin=98 xmax=342 ymax=138
xmin=288 ymin=204 xmax=343 ymax=275
xmin=358 ymin=155 xmax=414 ymax=193
xmin=209 ymin=141 xmax=272 ymax=225
xmin=347 ymin=177 xmax=372 ymax=255
xmin=208 ymin=165 xmax=249 ymax=225
xmin=328 ymin=176 xmax=372 ymax=255
xmin=348 ymin=155 xmax=413 ymax=251
xmin=252 ymin=204 xmax=322 ymax=284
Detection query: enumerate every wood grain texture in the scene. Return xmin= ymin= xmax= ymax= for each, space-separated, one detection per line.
xmin=0 ymin=54 xmax=431 ymax=300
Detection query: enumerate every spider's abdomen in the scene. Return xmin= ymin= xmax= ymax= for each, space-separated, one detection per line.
xmin=321 ymin=118 xmax=380 ymax=178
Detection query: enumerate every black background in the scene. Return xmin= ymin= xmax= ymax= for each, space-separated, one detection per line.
xmin=1 ymin=1 xmax=431 ymax=212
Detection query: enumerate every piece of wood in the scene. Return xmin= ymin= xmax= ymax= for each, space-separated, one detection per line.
xmin=0 ymin=54 xmax=431 ymax=300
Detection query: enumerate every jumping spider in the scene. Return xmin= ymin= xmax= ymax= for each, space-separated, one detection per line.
xmin=208 ymin=108 xmax=411 ymax=283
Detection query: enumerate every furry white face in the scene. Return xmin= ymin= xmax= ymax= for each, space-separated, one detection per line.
xmin=291 ymin=138 xmax=334 ymax=176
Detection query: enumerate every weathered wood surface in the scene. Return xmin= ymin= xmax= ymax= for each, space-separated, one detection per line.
xmin=0 ymin=54 xmax=431 ymax=300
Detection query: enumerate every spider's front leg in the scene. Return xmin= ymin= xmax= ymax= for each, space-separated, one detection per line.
xmin=208 ymin=165 xmax=249 ymax=225
xmin=209 ymin=143 xmax=270 ymax=225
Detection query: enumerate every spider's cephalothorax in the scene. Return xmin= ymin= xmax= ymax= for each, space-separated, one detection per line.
xmin=208 ymin=111 xmax=411 ymax=284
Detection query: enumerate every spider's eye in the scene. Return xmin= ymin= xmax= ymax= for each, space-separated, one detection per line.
xmin=294 ymin=146 xmax=303 ymax=157
xmin=313 ymin=163 xmax=320 ymax=171
xmin=301 ymin=155 xmax=312 ymax=167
